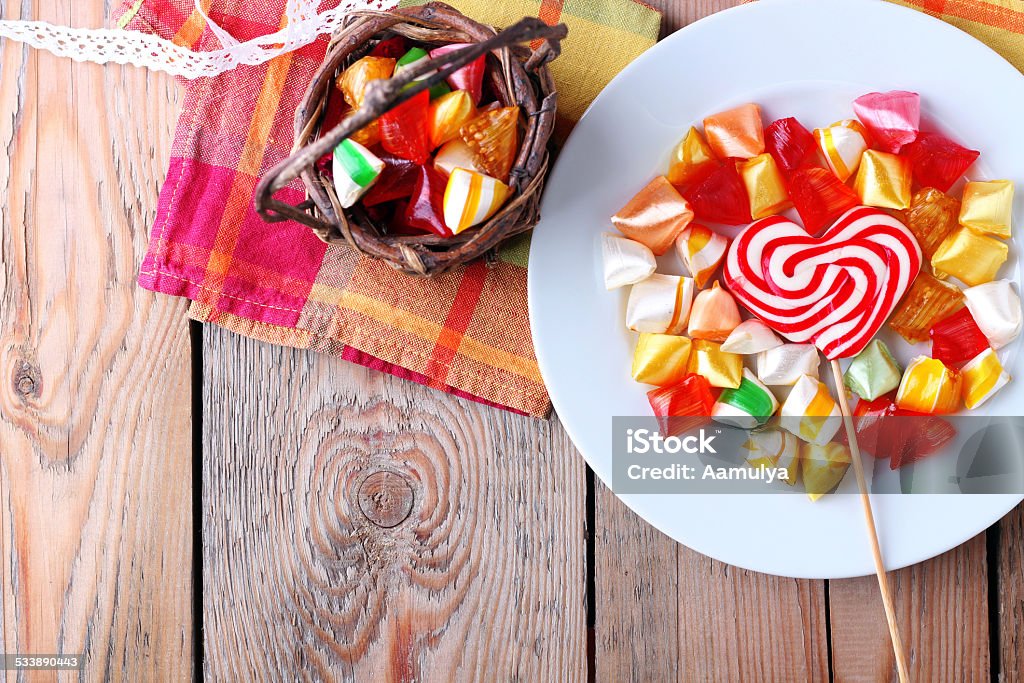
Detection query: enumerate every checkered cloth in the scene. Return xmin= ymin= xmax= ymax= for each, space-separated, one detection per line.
xmin=122 ymin=0 xmax=661 ymax=417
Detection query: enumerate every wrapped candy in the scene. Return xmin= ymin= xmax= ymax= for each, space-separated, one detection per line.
xmin=896 ymin=356 xmax=962 ymax=414
xmin=814 ymin=120 xmax=868 ymax=182
xmin=703 ymin=103 xmax=764 ymax=159
xmin=674 ymin=223 xmax=727 ymax=288
xmin=964 ymin=280 xmax=1022 ymax=349
xmin=429 ymin=44 xmax=486 ymax=104
xmin=781 ymin=374 xmax=842 ymax=446
xmin=434 ymin=139 xmax=484 ymax=176
xmin=648 ymin=373 xmax=716 ymax=436
xmin=379 ymin=89 xmax=431 ymax=164
xmin=756 ymin=344 xmax=820 ymax=386
xmin=788 ymin=167 xmax=860 ymax=235
xmin=362 ymin=149 xmax=419 ymax=206
xmin=802 ymin=442 xmax=851 ymax=501
xmin=405 ymin=165 xmax=452 ymax=236
xmin=712 ymin=368 xmax=778 ymax=428
xmin=626 ymin=274 xmax=695 ymax=334
xmin=682 ymin=163 xmax=752 ymax=226
xmin=929 ymin=307 xmax=990 ymax=366
xmin=349 ymin=117 xmax=382 ymax=148
xmin=889 ymin=272 xmax=964 ymax=343
xmin=428 ymin=89 xmax=476 ymax=149
xmin=394 ymin=47 xmax=451 ymax=99
xmin=687 ymin=339 xmax=743 ymax=388
xmin=843 ymin=339 xmax=902 ymax=401
xmin=852 ymin=90 xmax=920 ymax=153
xmin=899 ymin=187 xmax=960 ymax=264
xmin=337 ymin=56 xmax=396 ymax=109
xmin=764 ymin=117 xmax=818 ymax=176
xmin=442 ymin=168 xmax=510 ymax=234
xmin=853 ymin=150 xmax=912 ymax=210
xmin=460 ymin=105 xmax=519 ymax=182
xmin=612 ymin=176 xmax=694 ymax=255
xmin=667 ymin=127 xmax=717 ymax=188
xmin=601 ymin=233 xmax=656 ymax=289
xmin=931 ymin=227 xmax=1008 ymax=286
xmin=332 ymin=139 xmax=384 ymax=208
xmin=745 ymin=429 xmax=800 ymax=484
xmin=632 ymin=333 xmax=692 ymax=386
xmin=687 ymin=282 xmax=742 ymax=342
xmin=721 ymin=319 xmax=783 ymax=355
xmin=961 ymin=348 xmax=1011 ymax=409
xmin=737 ymin=153 xmax=791 ymax=219
xmin=852 ymin=396 xmax=956 ymax=469
xmin=903 ymin=132 xmax=979 ymax=192
xmin=959 ymin=179 xmax=1014 ymax=238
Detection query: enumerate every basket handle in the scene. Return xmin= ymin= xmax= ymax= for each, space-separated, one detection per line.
xmin=254 ymin=16 xmax=568 ymax=228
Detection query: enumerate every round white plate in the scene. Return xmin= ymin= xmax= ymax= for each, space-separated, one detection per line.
xmin=529 ymin=0 xmax=1024 ymax=579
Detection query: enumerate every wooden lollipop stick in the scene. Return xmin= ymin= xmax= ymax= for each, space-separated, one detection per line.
xmin=829 ymin=359 xmax=911 ymax=683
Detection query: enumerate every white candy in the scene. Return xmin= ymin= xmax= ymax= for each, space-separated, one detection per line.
xmin=601 ymin=233 xmax=657 ymax=290
xmin=815 ymin=121 xmax=868 ymax=182
xmin=625 ymin=274 xmax=694 ymax=334
xmin=721 ymin=319 xmax=783 ymax=354
xmin=963 ymin=279 xmax=1022 ymax=349
xmin=332 ymin=139 xmax=384 ymax=208
xmin=745 ymin=428 xmax=800 ymax=485
xmin=780 ymin=374 xmax=842 ymax=446
xmin=757 ymin=344 xmax=820 ymax=386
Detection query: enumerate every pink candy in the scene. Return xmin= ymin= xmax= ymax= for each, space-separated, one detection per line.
xmin=852 ymin=90 xmax=920 ymax=154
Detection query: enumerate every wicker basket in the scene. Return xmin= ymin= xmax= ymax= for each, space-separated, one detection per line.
xmin=253 ymin=3 xmax=567 ymax=276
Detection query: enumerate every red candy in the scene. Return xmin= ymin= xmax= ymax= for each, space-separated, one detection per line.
xmin=852 ymin=90 xmax=920 ymax=153
xmin=370 ymin=36 xmax=410 ymax=59
xmin=764 ymin=117 xmax=818 ymax=175
xmin=682 ymin=163 xmax=752 ymax=226
xmin=850 ymin=396 xmax=955 ymax=469
xmin=362 ymin=149 xmax=419 ymax=207
xmin=430 ymin=44 xmax=486 ymax=104
xmin=379 ymin=89 xmax=431 ymax=164
xmin=929 ymin=307 xmax=990 ymax=366
xmin=903 ymin=132 xmax=980 ymax=192
xmin=403 ymin=165 xmax=452 ymax=237
xmin=647 ymin=373 xmax=716 ymax=436
xmin=788 ymin=166 xmax=860 ymax=235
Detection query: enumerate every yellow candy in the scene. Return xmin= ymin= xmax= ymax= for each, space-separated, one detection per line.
xmin=631 ymin=334 xmax=692 ymax=386
xmin=429 ymin=89 xmax=476 ymax=149
xmin=737 ymin=153 xmax=791 ymax=219
xmin=801 ymin=442 xmax=851 ymax=502
xmin=337 ymin=56 xmax=396 ymax=109
xmin=931 ymin=227 xmax=1008 ymax=286
xmin=896 ymin=356 xmax=962 ymax=414
xmin=686 ymin=339 xmax=743 ymax=389
xmin=853 ymin=150 xmax=911 ymax=210
xmin=674 ymin=223 xmax=727 ymax=288
xmin=961 ymin=348 xmax=1010 ymax=409
xmin=780 ymin=374 xmax=842 ymax=446
xmin=442 ymin=168 xmax=510 ymax=234
xmin=959 ymin=179 xmax=1014 ymax=238
xmin=667 ymin=127 xmax=717 ymax=188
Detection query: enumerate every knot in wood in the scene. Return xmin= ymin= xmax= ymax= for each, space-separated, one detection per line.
xmin=12 ymin=359 xmax=41 ymax=399
xmin=357 ymin=471 xmax=415 ymax=529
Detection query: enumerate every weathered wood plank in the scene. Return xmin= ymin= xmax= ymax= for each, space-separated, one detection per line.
xmin=201 ymin=328 xmax=587 ymax=681
xmin=0 ymin=0 xmax=193 ymax=680
xmin=999 ymin=503 xmax=1024 ymax=680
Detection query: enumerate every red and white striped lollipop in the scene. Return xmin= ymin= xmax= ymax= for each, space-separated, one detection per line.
xmin=723 ymin=206 xmax=922 ymax=359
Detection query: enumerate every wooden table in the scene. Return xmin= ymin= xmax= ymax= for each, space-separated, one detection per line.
xmin=2 ymin=0 xmax=1022 ymax=680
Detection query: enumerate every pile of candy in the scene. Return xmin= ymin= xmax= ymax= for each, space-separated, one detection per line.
xmin=324 ymin=37 xmax=518 ymax=237
xmin=603 ymin=91 xmax=1021 ymax=500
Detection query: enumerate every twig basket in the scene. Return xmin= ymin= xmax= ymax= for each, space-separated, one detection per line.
xmin=254 ymin=3 xmax=567 ymax=276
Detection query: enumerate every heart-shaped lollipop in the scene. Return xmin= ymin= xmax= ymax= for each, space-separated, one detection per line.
xmin=723 ymin=206 xmax=922 ymax=359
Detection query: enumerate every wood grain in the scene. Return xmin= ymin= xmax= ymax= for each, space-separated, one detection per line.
xmin=201 ymin=328 xmax=586 ymax=681
xmin=999 ymin=503 xmax=1024 ymax=680
xmin=0 ymin=0 xmax=193 ymax=680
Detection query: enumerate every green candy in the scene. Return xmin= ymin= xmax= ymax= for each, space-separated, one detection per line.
xmin=712 ymin=369 xmax=779 ymax=429
xmin=843 ymin=339 xmax=903 ymax=401
xmin=396 ymin=47 xmax=451 ymax=99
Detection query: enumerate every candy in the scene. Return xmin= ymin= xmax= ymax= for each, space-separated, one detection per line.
xmin=626 ymin=274 xmax=695 ymax=334
xmin=843 ymin=339 xmax=902 ymax=401
xmin=674 ymin=223 xmax=727 ymax=288
xmin=745 ymin=429 xmax=800 ymax=484
xmin=405 ymin=165 xmax=452 ymax=237
xmin=781 ymin=374 xmax=842 ymax=446
xmin=362 ymin=149 xmax=419 ymax=206
xmin=853 ymin=150 xmax=912 ymax=210
xmin=931 ymin=227 xmax=1008 ymax=286
xmin=764 ymin=117 xmax=818 ymax=176
xmin=703 ymin=103 xmax=764 ymax=159
xmin=903 ymin=132 xmax=979 ymax=192
xmin=756 ymin=344 xmax=819 ymax=386
xmin=442 ymin=168 xmax=510 ymax=234
xmin=682 ymin=163 xmax=752 ymax=226
xmin=429 ymin=44 xmax=486 ymax=104
xmin=612 ymin=176 xmax=695 ymax=255
xmin=395 ymin=47 xmax=451 ymax=99
xmin=712 ymin=368 xmax=778 ymax=428
xmin=929 ymin=307 xmax=990 ymax=366
xmin=687 ymin=282 xmax=742 ymax=342
xmin=632 ymin=333 xmax=692 ymax=386
xmin=433 ymin=138 xmax=484 ymax=176
xmin=428 ymin=89 xmax=475 ymax=149
xmin=601 ymin=233 xmax=656 ymax=290
xmin=460 ymin=105 xmax=519 ymax=182
xmin=337 ymin=56 xmax=396 ymax=109
xmin=895 ymin=356 xmax=961 ymax=414
xmin=648 ymin=374 xmax=716 ymax=436
xmin=889 ymin=272 xmax=964 ymax=343
xmin=852 ymin=90 xmax=920 ymax=153
xmin=959 ymin=180 xmax=1014 ymax=238
xmin=961 ymin=348 xmax=1011 ymax=409
xmin=349 ymin=117 xmax=382 ymax=148
xmin=379 ymin=89 xmax=431 ymax=164
xmin=687 ymin=339 xmax=743 ymax=388
xmin=802 ymin=442 xmax=851 ymax=501
xmin=963 ymin=280 xmax=1022 ymax=349
xmin=332 ymin=139 xmax=384 ymax=208
xmin=369 ymin=36 xmax=409 ymax=59
xmin=898 ymin=187 xmax=960 ymax=264
xmin=720 ymin=319 xmax=783 ymax=354
xmin=788 ymin=167 xmax=860 ymax=235
xmin=723 ymin=208 xmax=922 ymax=359
xmin=737 ymin=153 xmax=791 ymax=219
xmin=814 ymin=120 xmax=868 ymax=182
xmin=853 ymin=397 xmax=957 ymax=469
xmin=667 ymin=126 xmax=717 ymax=188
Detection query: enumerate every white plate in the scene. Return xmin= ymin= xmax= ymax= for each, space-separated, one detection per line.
xmin=529 ymin=0 xmax=1024 ymax=578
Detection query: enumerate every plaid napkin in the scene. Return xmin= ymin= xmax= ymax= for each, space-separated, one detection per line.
xmin=120 ymin=0 xmax=661 ymax=417
xmin=889 ymin=0 xmax=1024 ymax=70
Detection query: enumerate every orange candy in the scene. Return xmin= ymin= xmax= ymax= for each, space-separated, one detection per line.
xmin=337 ymin=56 xmax=396 ymax=109
xmin=460 ymin=105 xmax=519 ymax=182
xmin=611 ymin=176 xmax=694 ymax=256
xmin=703 ymin=103 xmax=764 ymax=160
xmin=889 ymin=273 xmax=964 ymax=343
xmin=429 ymin=89 xmax=475 ymax=149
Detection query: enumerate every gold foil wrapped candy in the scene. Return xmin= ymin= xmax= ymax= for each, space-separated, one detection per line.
xmin=631 ymin=333 xmax=692 ymax=386
xmin=802 ymin=442 xmax=851 ymax=502
xmin=674 ymin=223 xmax=728 ymax=288
xmin=931 ymin=227 xmax=1008 ymax=286
xmin=612 ymin=176 xmax=695 ymax=255
xmin=601 ymin=233 xmax=657 ymax=290
xmin=626 ymin=274 xmax=695 ymax=334
xmin=889 ymin=273 xmax=964 ymax=343
xmin=667 ymin=127 xmax=717 ymax=188
xmin=853 ymin=150 xmax=912 ymax=210
xmin=737 ymin=153 xmax=791 ymax=219
xmin=687 ymin=282 xmax=742 ymax=342
xmin=703 ymin=103 xmax=764 ymax=160
xmin=686 ymin=339 xmax=743 ymax=388
xmin=959 ymin=180 xmax=1014 ymax=238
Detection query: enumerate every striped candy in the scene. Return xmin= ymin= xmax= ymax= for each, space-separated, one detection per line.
xmin=674 ymin=223 xmax=727 ymax=288
xmin=896 ymin=356 xmax=961 ymax=414
xmin=780 ymin=374 xmax=842 ymax=446
xmin=961 ymin=348 xmax=1011 ymax=409
xmin=814 ymin=120 xmax=868 ymax=182
xmin=711 ymin=368 xmax=779 ymax=429
xmin=625 ymin=274 xmax=695 ymax=335
xmin=442 ymin=168 xmax=510 ymax=234
xmin=332 ymin=139 xmax=384 ymax=208
xmin=723 ymin=206 xmax=922 ymax=360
